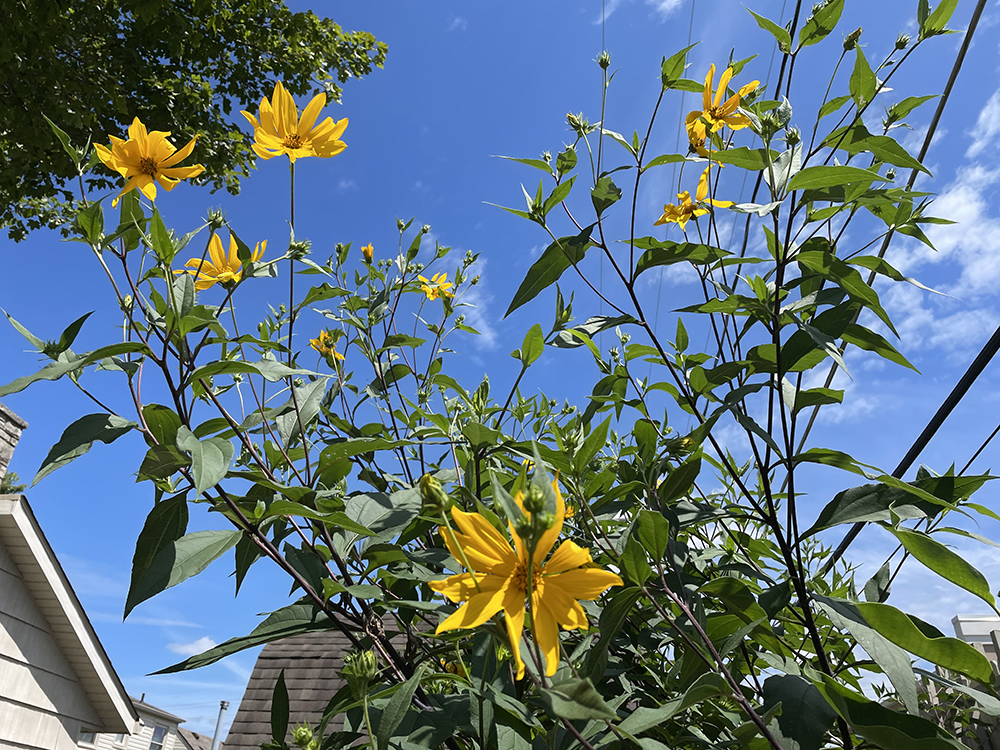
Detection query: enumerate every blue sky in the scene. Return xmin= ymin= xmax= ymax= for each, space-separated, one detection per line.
xmin=3 ymin=0 xmax=1000 ymax=736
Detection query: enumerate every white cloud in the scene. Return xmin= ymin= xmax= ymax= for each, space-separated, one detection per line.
xmin=90 ymin=612 xmax=202 ymax=627
xmin=966 ymin=88 xmax=1000 ymax=158
xmin=336 ymin=178 xmax=357 ymax=193
xmin=448 ymin=17 xmax=467 ymax=32
xmin=167 ymin=636 xmax=217 ymax=657
xmin=458 ymin=259 xmax=498 ymax=351
xmin=596 ymin=0 xmax=682 ymax=24
xmin=899 ymin=124 xmax=946 ymax=156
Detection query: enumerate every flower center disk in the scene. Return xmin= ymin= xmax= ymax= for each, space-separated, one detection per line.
xmin=139 ymin=156 xmax=157 ymax=176
xmin=511 ymin=561 xmax=541 ymax=593
xmin=283 ymin=133 xmax=303 ymax=150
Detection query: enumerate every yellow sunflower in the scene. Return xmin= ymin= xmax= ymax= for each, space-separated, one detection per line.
xmin=418 ymin=272 xmax=455 ymax=301
xmin=430 ymin=481 xmax=622 ymax=678
xmin=177 ymin=233 xmax=265 ymax=291
xmin=310 ymin=330 xmax=344 ymax=361
xmin=687 ymin=64 xmax=760 ymax=134
xmin=94 ymin=117 xmax=205 ymax=207
xmin=241 ymin=81 xmax=348 ymax=163
xmin=654 ymin=166 xmax=733 ymax=232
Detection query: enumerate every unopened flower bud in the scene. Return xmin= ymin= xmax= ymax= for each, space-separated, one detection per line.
xmin=895 ymin=33 xmax=910 ymax=50
xmin=597 ymin=50 xmax=612 ymax=70
xmin=542 ymin=151 xmax=552 ymax=164
xmin=420 ymin=474 xmax=452 ymax=515
xmin=885 ymin=168 xmax=896 ymax=180
xmin=292 ymin=725 xmax=314 ymax=748
xmin=421 ymin=224 xmax=431 ymax=235
xmin=844 ymin=27 xmax=862 ymax=50
xmin=523 ymin=485 xmax=546 ymax=514
xmin=456 ymin=314 xmax=466 ymax=324
xmin=785 ymin=127 xmax=801 ymax=147
xmin=343 ymin=649 xmax=378 ymax=696
xmin=121 ymin=294 xmax=133 ymax=312
xmin=288 ymin=239 xmax=311 ymax=260
xmin=205 ymin=208 xmax=226 ymax=231
xmin=471 ymin=275 xmax=480 ymax=285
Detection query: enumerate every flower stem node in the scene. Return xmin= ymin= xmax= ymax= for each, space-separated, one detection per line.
xmin=420 ymin=474 xmax=453 ymax=515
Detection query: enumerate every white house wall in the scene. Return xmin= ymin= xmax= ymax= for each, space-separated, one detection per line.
xmin=0 ymin=536 xmax=102 ymax=750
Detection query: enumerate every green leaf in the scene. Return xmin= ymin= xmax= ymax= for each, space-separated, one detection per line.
xmin=815 ymin=595 xmax=919 ymax=714
xmin=886 ymin=527 xmax=997 ymax=610
xmin=586 ymin=587 xmax=643 ymax=680
xmin=797 ymin=0 xmax=845 ymax=48
xmin=142 ymin=404 xmax=183 ymax=447
xmin=849 ymin=46 xmax=877 ymax=108
xmin=806 ymin=481 xmax=942 ymax=534
xmin=138 ymin=445 xmax=189 ymax=480
xmin=3 ymin=308 xmax=47 ymax=351
xmin=787 ymin=165 xmax=883 ymax=191
xmin=463 ymin=421 xmax=501 ymax=449
xmin=505 ymin=225 xmax=594 ymax=317
xmin=270 ymin=670 xmax=289 ymax=745
xmin=621 ymin=536 xmax=652 ymax=585
xmin=819 ymin=95 xmax=852 ymax=120
xmin=520 ymin=324 xmax=544 ymax=367
xmin=543 ymin=176 xmax=575 ymax=216
xmin=817 ymin=674 xmax=967 ymax=750
xmin=0 ymin=343 xmax=151 ymax=397
xmin=377 ymin=663 xmax=427 ymax=749
xmin=864 ymin=563 xmax=892 ymax=604
xmin=125 ymin=495 xmax=188 ymax=619
xmin=922 ymin=0 xmax=959 ymax=38
xmin=618 ymin=674 xmax=729 ymax=734
xmin=634 ymin=238 xmax=730 ymax=277
xmin=552 ymin=315 xmax=636 ymax=349
xmin=592 ymin=176 xmax=622 ymax=216
xmin=491 ymin=472 xmax=526 ymax=531
xmin=540 ymin=678 xmax=617 ymax=721
xmin=748 ymin=9 xmax=790 ymax=51
xmin=154 ymin=603 xmax=333 ymax=673
xmin=842 ymin=323 xmax=917 ymax=371
xmin=762 ymin=675 xmax=838 ymax=750
xmin=824 ymin=124 xmax=930 ymax=175
xmin=575 ymin=416 xmax=611 ymax=475
xmin=149 ymin=207 xmax=176 ymax=264
xmin=855 ymin=601 xmax=993 ymax=684
xmin=33 ymin=413 xmax=136 ymax=485
xmin=658 ymin=457 xmax=700 ymax=503
xmin=176 ymin=427 xmax=234 ymax=494
xmin=635 ymin=511 xmax=670 ymax=560
xmin=496 ymin=155 xmax=554 ymax=176
xmin=661 ymin=43 xmax=699 ymax=89
xmin=917 ymin=668 xmax=1000 ymax=716
xmin=642 ymin=153 xmax=686 ymax=172
xmin=75 ymin=200 xmax=105 ymax=245
xmin=43 ymin=114 xmax=79 ymax=165
xmin=320 ymin=437 xmax=417 ymax=462
xmin=556 ymin=147 xmax=578 ymax=177
xmin=711 ymin=147 xmax=776 ymax=171
xmin=126 ymin=530 xmax=240 ymax=617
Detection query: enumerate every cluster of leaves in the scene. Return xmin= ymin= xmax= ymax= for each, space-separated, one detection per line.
xmin=5 ymin=2 xmax=1000 ymax=750
xmin=0 ymin=0 xmax=386 ymax=240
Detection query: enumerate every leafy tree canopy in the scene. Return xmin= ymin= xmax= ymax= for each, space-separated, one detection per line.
xmin=0 ymin=0 xmax=386 ymax=241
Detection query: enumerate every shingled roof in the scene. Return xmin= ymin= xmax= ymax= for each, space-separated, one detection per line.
xmin=224 ymin=630 xmax=355 ymax=750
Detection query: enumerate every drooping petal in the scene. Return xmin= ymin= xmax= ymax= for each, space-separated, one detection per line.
xmin=159 ymin=164 xmax=205 ymax=180
xmin=696 ymin=167 xmax=711 ymax=202
xmin=154 ymin=173 xmax=181 ymax=192
xmin=531 ymin=587 xmax=562 ymax=676
xmin=544 ymin=540 xmax=592 ymax=574
xmin=435 ymin=584 xmax=507 ymax=633
xmin=538 ymin=582 xmax=589 ymax=631
xmin=226 ymin=234 xmax=240 ymax=270
xmin=240 ymin=109 xmax=262 ymax=130
xmin=312 ymin=138 xmax=347 ymax=159
xmin=502 ymin=585 xmax=528 ymax=679
xmin=136 ymin=175 xmax=157 ymax=202
xmin=550 ymin=568 xmax=624 ymax=600
xmin=441 ymin=529 xmax=509 ymax=573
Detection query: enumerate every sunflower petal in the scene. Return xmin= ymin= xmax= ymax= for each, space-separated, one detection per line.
xmin=531 ymin=589 xmax=561 ymax=676
xmin=298 ymin=94 xmax=326 ymax=137
xmin=160 ymin=135 xmax=198 ymax=168
xmin=715 ymin=67 xmax=734 ymax=109
xmin=533 ymin=480 xmax=566 ymax=565
xmin=550 ymin=568 xmax=623 ymax=600
xmin=452 ymin=508 xmax=517 ymax=564
xmin=502 ymin=586 xmax=528 ymax=679
xmin=539 ymin=583 xmax=589 ymax=631
xmin=703 ymin=64 xmax=715 ymax=112
xmin=435 ymin=585 xmax=506 ymax=633
xmin=544 ymin=540 xmax=592 ymax=574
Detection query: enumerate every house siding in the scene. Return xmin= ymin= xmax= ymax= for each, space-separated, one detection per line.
xmin=0 ymin=537 xmax=102 ymax=750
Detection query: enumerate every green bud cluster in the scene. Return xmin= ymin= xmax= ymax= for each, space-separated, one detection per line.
xmin=343 ymin=649 xmax=379 ymax=696
xmin=420 ymin=474 xmax=453 ymax=515
xmin=844 ymin=27 xmax=862 ymax=50
xmin=292 ymin=725 xmax=318 ymax=750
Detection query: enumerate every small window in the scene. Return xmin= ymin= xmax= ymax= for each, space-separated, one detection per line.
xmin=150 ymin=726 xmax=167 ymax=750
xmin=78 ymin=731 xmax=97 ymax=746
xmin=114 ymin=734 xmax=127 ymax=746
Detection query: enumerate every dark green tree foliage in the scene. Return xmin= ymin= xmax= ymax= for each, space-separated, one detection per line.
xmin=0 ymin=0 xmax=386 ymax=241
